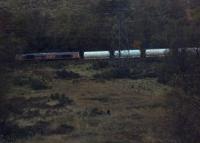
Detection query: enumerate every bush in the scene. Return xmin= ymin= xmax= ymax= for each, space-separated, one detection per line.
xmin=111 ymin=67 xmax=131 ymax=78
xmin=93 ymin=60 xmax=160 ymax=80
xmin=57 ymin=94 xmax=73 ymax=107
xmin=14 ymin=76 xmax=30 ymax=86
xmin=14 ymin=76 xmax=49 ymax=90
xmin=160 ymin=51 xmax=200 ymax=143
xmin=0 ymin=121 xmax=74 ymax=141
xmin=50 ymin=93 xmax=73 ymax=107
xmin=94 ymin=66 xmax=131 ymax=79
xmin=91 ymin=61 xmax=109 ymax=70
xmin=80 ymin=107 xmax=108 ymax=117
xmin=56 ymin=69 xmax=80 ymax=79
xmin=30 ymin=78 xmax=48 ymax=90
xmin=158 ymin=51 xmax=200 ymax=94
xmin=169 ymin=90 xmax=200 ymax=143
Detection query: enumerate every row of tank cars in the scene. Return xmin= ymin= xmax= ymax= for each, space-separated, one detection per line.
xmin=16 ymin=48 xmax=199 ymax=61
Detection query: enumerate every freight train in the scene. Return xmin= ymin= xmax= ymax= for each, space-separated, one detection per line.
xmin=16 ymin=48 xmax=199 ymax=61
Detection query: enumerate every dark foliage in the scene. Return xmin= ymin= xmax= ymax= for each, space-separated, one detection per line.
xmin=93 ymin=60 xmax=159 ymax=79
xmin=169 ymin=90 xmax=200 ymax=143
xmin=159 ymin=51 xmax=200 ymax=143
xmin=91 ymin=61 xmax=110 ymax=70
xmin=158 ymin=51 xmax=200 ymax=95
xmin=14 ymin=76 xmax=49 ymax=90
xmin=81 ymin=107 xmax=110 ymax=117
xmin=50 ymin=93 xmax=74 ymax=107
xmin=1 ymin=0 xmax=199 ymax=54
xmin=56 ymin=69 xmax=80 ymax=79
xmin=94 ymin=66 xmax=131 ymax=79
xmin=30 ymin=79 xmax=49 ymax=90
xmin=0 ymin=121 xmax=74 ymax=142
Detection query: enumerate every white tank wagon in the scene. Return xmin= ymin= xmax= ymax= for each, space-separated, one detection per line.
xmin=146 ymin=49 xmax=170 ymax=57
xmin=114 ymin=50 xmax=141 ymax=58
xmin=84 ymin=51 xmax=110 ymax=59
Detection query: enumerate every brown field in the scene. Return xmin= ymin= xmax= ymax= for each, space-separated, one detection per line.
xmin=4 ymin=62 xmax=178 ymax=143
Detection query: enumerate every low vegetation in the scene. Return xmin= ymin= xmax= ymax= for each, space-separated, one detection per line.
xmin=56 ymin=69 xmax=80 ymax=80
xmin=14 ymin=75 xmax=49 ymax=90
xmin=158 ymin=52 xmax=200 ymax=143
xmin=0 ymin=60 xmax=198 ymax=143
xmin=93 ymin=60 xmax=159 ymax=79
xmin=0 ymin=51 xmax=199 ymax=143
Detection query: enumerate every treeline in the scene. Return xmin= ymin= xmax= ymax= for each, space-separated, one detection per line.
xmin=0 ymin=0 xmax=199 ymax=55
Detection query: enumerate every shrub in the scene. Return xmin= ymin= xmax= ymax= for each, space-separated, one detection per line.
xmin=111 ymin=67 xmax=131 ymax=78
xmin=57 ymin=94 xmax=73 ymax=107
xmin=56 ymin=69 xmax=80 ymax=79
xmin=14 ymin=76 xmax=29 ymax=86
xmin=0 ymin=121 xmax=74 ymax=141
xmin=14 ymin=76 xmax=49 ymax=90
xmin=94 ymin=66 xmax=131 ymax=79
xmin=160 ymin=51 xmax=200 ymax=143
xmin=30 ymin=78 xmax=48 ymax=90
xmin=91 ymin=61 xmax=109 ymax=70
xmin=50 ymin=93 xmax=73 ymax=107
xmin=169 ymin=90 xmax=200 ymax=143
xmin=50 ymin=93 xmax=60 ymax=100
xmin=80 ymin=107 xmax=107 ymax=117
xmin=158 ymin=51 xmax=200 ymax=93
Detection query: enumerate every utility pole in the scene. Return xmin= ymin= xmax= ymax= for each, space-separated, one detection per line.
xmin=116 ymin=8 xmax=131 ymax=58
xmin=118 ymin=12 xmax=122 ymax=58
xmin=103 ymin=0 xmax=132 ymax=58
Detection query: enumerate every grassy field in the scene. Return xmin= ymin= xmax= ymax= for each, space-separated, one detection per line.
xmin=3 ymin=61 xmax=179 ymax=143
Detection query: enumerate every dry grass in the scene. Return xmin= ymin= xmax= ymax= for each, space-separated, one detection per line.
xmin=5 ymin=62 xmax=177 ymax=143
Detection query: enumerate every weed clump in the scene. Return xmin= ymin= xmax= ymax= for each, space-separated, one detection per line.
xmin=169 ymin=90 xmax=200 ymax=143
xmin=0 ymin=121 xmax=74 ymax=142
xmin=93 ymin=61 xmax=158 ymax=79
xmin=50 ymin=93 xmax=73 ymax=107
xmin=56 ymin=69 xmax=80 ymax=79
xmin=80 ymin=107 xmax=111 ymax=117
xmin=94 ymin=66 xmax=131 ymax=79
xmin=14 ymin=76 xmax=49 ymax=90
xmin=91 ymin=61 xmax=109 ymax=70
xmin=14 ymin=76 xmax=29 ymax=86
xmin=30 ymin=78 xmax=49 ymax=90
xmin=52 ymin=124 xmax=74 ymax=134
